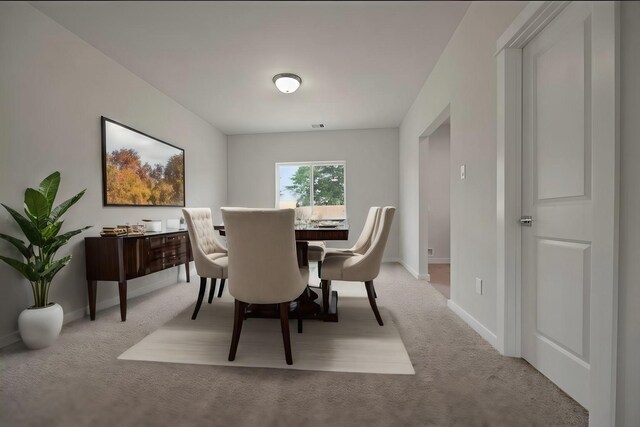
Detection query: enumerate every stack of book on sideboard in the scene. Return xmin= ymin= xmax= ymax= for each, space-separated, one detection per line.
xmin=99 ymin=226 xmax=127 ymax=237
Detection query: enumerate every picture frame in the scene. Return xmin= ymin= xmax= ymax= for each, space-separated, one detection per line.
xmin=101 ymin=116 xmax=185 ymax=207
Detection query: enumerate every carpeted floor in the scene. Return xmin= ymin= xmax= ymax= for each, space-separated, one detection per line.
xmin=1 ymin=263 xmax=588 ymax=426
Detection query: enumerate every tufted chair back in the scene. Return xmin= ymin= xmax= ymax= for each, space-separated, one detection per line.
xmin=182 ymin=208 xmax=227 ymax=270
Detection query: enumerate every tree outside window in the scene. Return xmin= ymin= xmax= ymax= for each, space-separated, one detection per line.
xmin=277 ymin=162 xmax=346 ymax=219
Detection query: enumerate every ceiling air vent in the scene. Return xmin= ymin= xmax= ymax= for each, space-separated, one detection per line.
xmin=311 ymin=124 xmax=325 ymax=129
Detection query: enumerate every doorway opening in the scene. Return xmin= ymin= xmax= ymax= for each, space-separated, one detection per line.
xmin=418 ymin=104 xmax=451 ymax=298
xmin=426 ymin=121 xmax=450 ymax=298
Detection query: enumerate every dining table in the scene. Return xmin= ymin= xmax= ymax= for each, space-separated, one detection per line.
xmin=213 ymin=221 xmax=349 ymax=322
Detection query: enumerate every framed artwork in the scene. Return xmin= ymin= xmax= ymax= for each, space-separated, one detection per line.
xmin=101 ymin=117 xmax=185 ymax=207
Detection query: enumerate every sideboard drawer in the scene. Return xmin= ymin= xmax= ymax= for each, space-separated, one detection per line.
xmin=148 ymin=251 xmax=188 ymax=274
xmin=146 ymin=233 xmax=189 ymax=273
xmin=148 ymin=236 xmax=165 ymax=249
xmin=164 ymin=233 xmax=187 ymax=245
xmin=163 ymin=253 xmax=187 ymax=269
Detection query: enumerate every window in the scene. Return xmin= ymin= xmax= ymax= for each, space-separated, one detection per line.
xmin=276 ymin=161 xmax=346 ymax=220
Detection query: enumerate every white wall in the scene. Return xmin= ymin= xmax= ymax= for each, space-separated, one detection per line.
xmin=427 ymin=124 xmax=450 ymax=264
xmin=227 ymin=129 xmax=399 ymax=260
xmin=617 ymin=1 xmax=640 ymax=424
xmin=399 ymin=1 xmax=525 ymax=333
xmin=0 ymin=2 xmax=227 ymax=345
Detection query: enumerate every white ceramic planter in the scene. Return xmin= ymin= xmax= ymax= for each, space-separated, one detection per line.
xmin=18 ymin=303 xmax=64 ymax=350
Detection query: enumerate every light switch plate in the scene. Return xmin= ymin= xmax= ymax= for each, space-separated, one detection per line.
xmin=475 ymin=277 xmax=482 ymax=295
xmin=460 ymin=164 xmax=466 ymax=180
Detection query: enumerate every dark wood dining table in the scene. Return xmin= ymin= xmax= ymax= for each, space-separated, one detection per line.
xmin=213 ymin=222 xmax=349 ymax=241
xmin=214 ymin=222 xmax=349 ymax=322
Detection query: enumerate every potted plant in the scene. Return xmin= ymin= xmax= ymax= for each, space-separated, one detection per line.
xmin=0 ymin=172 xmax=89 ymax=349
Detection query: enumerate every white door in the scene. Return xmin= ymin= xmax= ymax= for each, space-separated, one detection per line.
xmin=522 ymin=1 xmax=615 ymax=410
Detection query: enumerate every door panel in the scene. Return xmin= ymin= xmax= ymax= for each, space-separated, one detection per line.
xmin=522 ymin=1 xmax=594 ymax=409
xmin=536 ymin=239 xmax=590 ymax=357
xmin=535 ymin=17 xmax=589 ymax=200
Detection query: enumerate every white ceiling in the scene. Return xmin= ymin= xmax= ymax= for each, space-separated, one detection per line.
xmin=31 ymin=1 xmax=470 ymax=135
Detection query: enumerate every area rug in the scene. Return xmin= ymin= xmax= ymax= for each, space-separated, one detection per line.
xmin=118 ymin=281 xmax=415 ymax=375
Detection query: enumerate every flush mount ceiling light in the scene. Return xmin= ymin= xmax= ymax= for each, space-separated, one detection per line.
xmin=273 ymin=73 xmax=302 ymax=94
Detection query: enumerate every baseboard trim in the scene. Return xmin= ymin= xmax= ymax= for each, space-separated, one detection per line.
xmin=64 ymin=306 xmax=87 ymax=323
xmin=398 ymin=260 xmax=419 ymax=279
xmin=428 ymin=258 xmax=450 ymax=264
xmin=0 ymin=331 xmax=20 ymax=348
xmin=0 ymin=305 xmax=89 ymax=348
xmin=88 ymin=266 xmax=193 ymax=314
xmin=382 ymin=257 xmax=401 ymax=263
xmin=447 ymin=300 xmax=498 ymax=349
xmin=397 ymin=260 xmax=430 ymax=281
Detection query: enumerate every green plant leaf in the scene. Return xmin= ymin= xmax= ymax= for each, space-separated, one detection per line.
xmin=24 ymin=188 xmax=51 ymax=228
xmin=32 ymin=258 xmax=47 ymax=272
xmin=0 ymin=256 xmax=38 ymax=281
xmin=0 ymin=233 xmax=33 ymax=259
xmin=41 ymin=221 xmax=63 ymax=241
xmin=38 ymin=172 xmax=60 ymax=208
xmin=42 ymin=226 xmax=91 ymax=258
xmin=50 ymin=189 xmax=86 ymax=223
xmin=41 ymin=256 xmax=71 ymax=281
xmin=1 ymin=204 xmax=42 ymax=246
xmin=52 ymin=226 xmax=91 ymax=245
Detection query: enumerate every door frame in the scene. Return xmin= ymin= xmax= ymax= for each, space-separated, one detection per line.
xmin=418 ymin=104 xmax=450 ymax=281
xmin=495 ymin=1 xmax=619 ymax=425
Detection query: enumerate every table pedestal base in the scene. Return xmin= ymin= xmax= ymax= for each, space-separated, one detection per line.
xmin=244 ymin=287 xmax=338 ymax=322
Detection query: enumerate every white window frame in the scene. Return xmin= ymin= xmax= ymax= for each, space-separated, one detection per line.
xmin=275 ymin=160 xmax=347 ymax=218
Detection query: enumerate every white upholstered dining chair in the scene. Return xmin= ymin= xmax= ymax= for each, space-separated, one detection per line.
xmin=221 ymin=207 xmax=309 ymax=365
xmin=320 ymin=207 xmax=395 ymax=326
xmin=182 ymin=208 xmax=229 ymax=320
xmin=323 ymin=206 xmax=381 ymax=258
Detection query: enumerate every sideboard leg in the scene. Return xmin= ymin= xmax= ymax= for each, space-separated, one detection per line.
xmin=118 ymin=280 xmax=127 ymax=322
xmin=88 ymin=280 xmax=97 ymax=321
xmin=185 ymin=261 xmax=190 ymax=283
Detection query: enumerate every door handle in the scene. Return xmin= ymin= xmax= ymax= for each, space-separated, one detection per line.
xmin=520 ymin=215 xmax=533 ymax=226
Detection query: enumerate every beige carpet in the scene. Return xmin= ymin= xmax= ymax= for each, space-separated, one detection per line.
xmin=119 ymin=282 xmax=414 ymax=374
xmin=0 ymin=263 xmax=588 ymax=426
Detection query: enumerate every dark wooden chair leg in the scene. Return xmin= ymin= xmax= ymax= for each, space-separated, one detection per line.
xmin=208 ymin=278 xmax=217 ymax=304
xmin=228 ymin=299 xmax=246 ymax=361
xmin=118 ymin=280 xmax=127 ymax=321
xmin=217 ymin=278 xmax=226 ymax=298
xmin=192 ymin=277 xmax=207 ymax=320
xmin=317 ymin=260 xmax=322 ymax=278
xmin=321 ymin=279 xmax=331 ymax=314
xmin=297 ymin=300 xmax=303 ymax=334
xmin=364 ymin=280 xmax=383 ymax=326
xmin=279 ymin=302 xmax=293 ymax=365
xmin=373 ymin=284 xmax=378 ymax=298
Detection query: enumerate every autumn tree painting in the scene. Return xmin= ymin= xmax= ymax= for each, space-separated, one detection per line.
xmin=103 ymin=118 xmax=185 ymax=206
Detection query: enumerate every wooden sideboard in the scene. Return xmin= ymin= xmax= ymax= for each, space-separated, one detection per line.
xmin=84 ymin=231 xmax=193 ymax=321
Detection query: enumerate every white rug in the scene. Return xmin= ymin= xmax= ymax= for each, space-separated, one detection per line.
xmin=118 ymin=281 xmax=415 ymax=375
